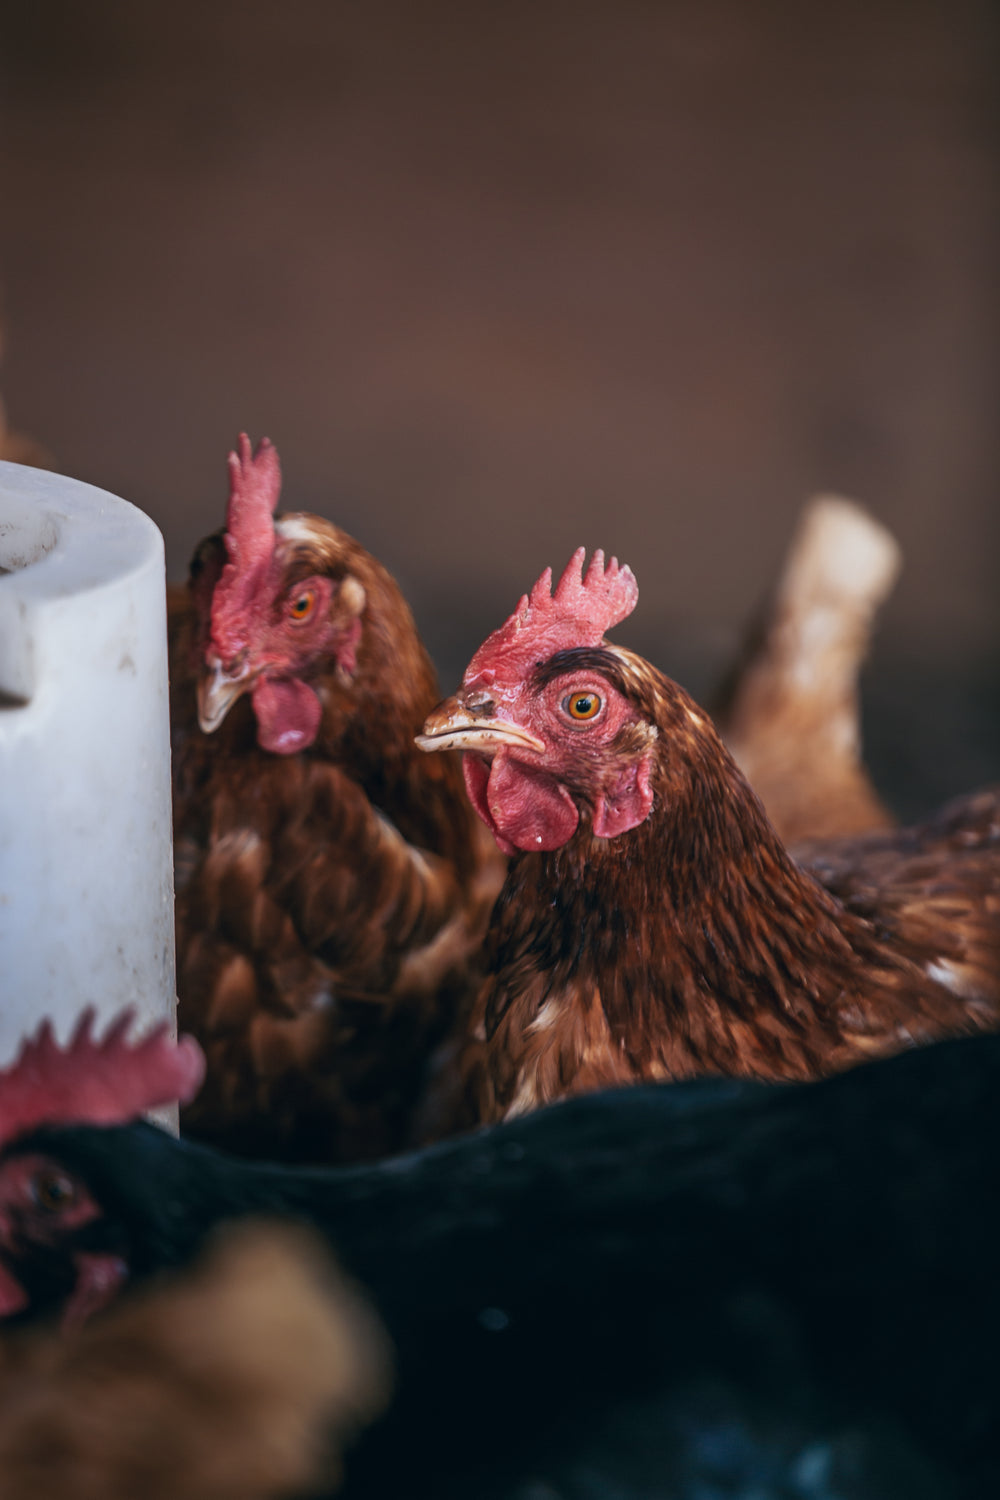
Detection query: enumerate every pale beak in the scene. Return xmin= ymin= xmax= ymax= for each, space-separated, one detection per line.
xmin=416 ymin=695 xmax=545 ymax=755
xmin=197 ymin=654 xmax=255 ymax=734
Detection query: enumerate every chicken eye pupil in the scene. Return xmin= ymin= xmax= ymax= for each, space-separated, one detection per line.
xmin=290 ymin=591 xmax=314 ymax=620
xmin=32 ymin=1172 xmax=74 ymax=1212
xmin=566 ymin=692 xmax=602 ymax=721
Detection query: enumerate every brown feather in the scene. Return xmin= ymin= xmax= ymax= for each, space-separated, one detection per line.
xmin=172 ymin=514 xmax=503 ymax=1161
xmin=0 ymin=1222 xmax=389 ymax=1500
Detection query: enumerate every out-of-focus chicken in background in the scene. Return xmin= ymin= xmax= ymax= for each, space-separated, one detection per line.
xmin=170 ymin=435 xmax=504 ymax=1163
xmin=419 ymin=549 xmax=1000 ymax=1125
xmin=0 ymin=1223 xmax=389 ymax=1500
xmin=715 ymin=494 xmax=901 ymax=843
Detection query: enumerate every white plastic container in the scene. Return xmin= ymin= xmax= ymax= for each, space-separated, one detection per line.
xmin=0 ymin=460 xmax=176 ymax=1066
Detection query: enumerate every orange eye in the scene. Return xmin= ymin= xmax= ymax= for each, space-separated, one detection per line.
xmin=288 ymin=589 xmax=316 ymax=622
xmin=30 ymin=1170 xmax=76 ymax=1213
xmin=565 ymin=690 xmax=602 ymax=721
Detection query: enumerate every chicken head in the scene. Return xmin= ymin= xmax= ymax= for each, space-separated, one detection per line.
xmin=189 ymin=434 xmax=368 ymax=754
xmin=418 ymin=549 xmax=657 ymax=854
xmin=0 ymin=1010 xmax=203 ymax=1328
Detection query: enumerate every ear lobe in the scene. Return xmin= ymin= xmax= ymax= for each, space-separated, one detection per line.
xmin=331 ymin=577 xmax=365 ymax=683
xmin=333 ymin=616 xmax=364 ymax=684
xmin=591 ymin=754 xmax=654 ymax=839
xmin=338 ymin=575 xmax=366 ymax=619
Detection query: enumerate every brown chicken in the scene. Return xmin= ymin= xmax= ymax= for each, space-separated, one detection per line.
xmin=715 ymin=494 xmax=901 ymax=843
xmin=171 ymin=435 xmax=503 ymax=1162
xmin=418 ymin=548 xmax=1000 ymax=1124
xmin=0 ymin=1221 xmax=389 ymax=1500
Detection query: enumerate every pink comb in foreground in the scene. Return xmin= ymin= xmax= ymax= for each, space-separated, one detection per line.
xmin=465 ymin=547 xmax=639 ymax=685
xmin=0 ymin=1008 xmax=205 ymax=1147
xmin=211 ymin=432 xmax=283 ymax=660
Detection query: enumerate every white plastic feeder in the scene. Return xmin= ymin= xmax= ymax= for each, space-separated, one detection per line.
xmin=0 ymin=460 xmax=176 ymax=1066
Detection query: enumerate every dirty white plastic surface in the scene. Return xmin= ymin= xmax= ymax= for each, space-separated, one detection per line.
xmin=0 ymin=460 xmax=176 ymax=1067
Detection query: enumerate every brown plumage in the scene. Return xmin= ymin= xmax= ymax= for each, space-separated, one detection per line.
xmin=0 ymin=1222 xmax=389 ymax=1500
xmin=172 ymin=436 xmax=503 ymax=1162
xmin=418 ymin=548 xmax=1000 ymax=1125
xmin=715 ymin=494 xmax=900 ymax=843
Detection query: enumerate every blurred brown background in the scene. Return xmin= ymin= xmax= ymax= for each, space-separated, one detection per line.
xmin=0 ymin=0 xmax=996 ymax=817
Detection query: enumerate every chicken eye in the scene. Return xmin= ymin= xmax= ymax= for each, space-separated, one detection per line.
xmin=30 ymin=1170 xmax=77 ymax=1214
xmin=288 ymin=589 xmax=317 ymax=623
xmin=564 ymin=690 xmax=602 ymax=722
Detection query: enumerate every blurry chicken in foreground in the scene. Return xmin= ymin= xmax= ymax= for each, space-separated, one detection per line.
xmin=170 ymin=435 xmax=503 ymax=1163
xmin=419 ymin=548 xmax=1000 ymax=1124
xmin=0 ymin=1223 xmax=389 ymax=1500
xmin=715 ymin=494 xmax=901 ymax=843
xmin=3 ymin=1009 xmax=1000 ymax=1498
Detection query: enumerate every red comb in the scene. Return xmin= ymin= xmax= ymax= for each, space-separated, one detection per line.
xmin=0 ymin=1008 xmax=205 ymax=1147
xmin=225 ymin=433 xmax=282 ymax=541
xmin=210 ymin=433 xmax=282 ymax=660
xmin=465 ymin=547 xmax=638 ymax=684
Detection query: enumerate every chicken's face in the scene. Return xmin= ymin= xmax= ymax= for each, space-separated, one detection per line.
xmin=0 ymin=1151 xmax=127 ymax=1329
xmin=420 ymin=650 xmax=656 ymax=854
xmin=189 ymin=435 xmax=368 ymax=755
xmin=418 ymin=550 xmax=656 ymax=854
